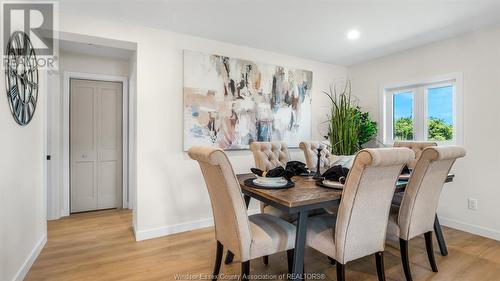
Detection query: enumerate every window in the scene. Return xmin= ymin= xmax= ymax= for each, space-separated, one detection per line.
xmin=383 ymin=74 xmax=462 ymax=144
xmin=393 ymin=91 xmax=414 ymax=140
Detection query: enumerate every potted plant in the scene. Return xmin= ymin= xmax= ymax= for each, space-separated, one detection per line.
xmin=324 ymin=80 xmax=377 ymax=167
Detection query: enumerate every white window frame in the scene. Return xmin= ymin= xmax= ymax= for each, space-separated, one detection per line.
xmin=381 ymin=73 xmax=463 ymax=145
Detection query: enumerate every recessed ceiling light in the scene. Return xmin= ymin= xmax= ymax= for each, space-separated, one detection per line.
xmin=347 ymin=29 xmax=360 ymax=40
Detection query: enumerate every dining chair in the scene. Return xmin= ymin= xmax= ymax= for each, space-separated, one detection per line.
xmin=299 ymin=141 xmax=339 ymax=218
xmin=188 ymin=146 xmax=297 ymax=281
xmin=393 ymin=141 xmax=437 ymax=169
xmin=250 ymin=141 xmax=290 ymax=171
xmin=386 ymin=145 xmax=466 ymax=281
xmin=250 ymin=142 xmax=296 ymax=220
xmin=392 ymin=141 xmax=452 ymax=257
xmin=299 ymin=141 xmax=332 ymax=172
xmin=391 ymin=142 xmax=437 ymax=205
xmin=249 ymin=141 xmax=292 ymax=265
xmin=306 ymin=147 xmax=415 ymax=281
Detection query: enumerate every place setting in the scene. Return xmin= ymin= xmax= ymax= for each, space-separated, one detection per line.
xmin=244 ymin=161 xmax=310 ymax=189
xmin=313 ymin=165 xmax=350 ymax=190
xmin=244 ymin=159 xmax=351 ymax=191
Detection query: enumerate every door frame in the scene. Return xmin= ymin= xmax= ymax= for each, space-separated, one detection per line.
xmin=63 ymin=71 xmax=129 ymax=215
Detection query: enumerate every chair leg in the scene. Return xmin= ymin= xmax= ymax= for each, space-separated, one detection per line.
xmin=287 ymin=249 xmax=294 ymax=274
xmin=329 ymin=257 xmax=336 ymax=265
xmin=336 ymin=262 xmax=345 ymax=281
xmin=399 ymin=238 xmax=413 ymax=281
xmin=375 ymin=252 xmax=386 ymax=281
xmin=212 ymin=241 xmax=223 ymax=281
xmin=425 ymin=232 xmax=439 ymax=272
xmin=434 ymin=215 xmax=448 ymax=256
xmin=224 ymin=250 xmax=234 ymax=264
xmin=241 ymin=261 xmax=250 ymax=281
xmin=263 ymin=255 xmax=269 ymax=265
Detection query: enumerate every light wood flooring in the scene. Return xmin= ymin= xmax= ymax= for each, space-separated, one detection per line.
xmin=26 ymin=209 xmax=500 ymax=281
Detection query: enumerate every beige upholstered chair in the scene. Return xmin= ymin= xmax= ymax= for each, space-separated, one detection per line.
xmin=188 ymin=146 xmax=296 ymax=281
xmin=250 ymin=142 xmax=295 ymax=224
xmin=306 ymin=147 xmax=415 ymax=281
xmin=250 ymin=141 xmax=290 ymax=171
xmin=392 ymin=141 xmax=438 ymax=206
xmin=299 ymin=141 xmax=332 ymax=171
xmin=387 ymin=146 xmax=466 ymax=281
xmin=393 ymin=141 xmax=437 ymax=169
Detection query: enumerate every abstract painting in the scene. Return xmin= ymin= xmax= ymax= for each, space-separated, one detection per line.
xmin=183 ymin=50 xmax=313 ymax=150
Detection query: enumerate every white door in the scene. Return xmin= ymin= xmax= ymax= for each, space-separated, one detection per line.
xmin=70 ymin=79 xmax=123 ymax=213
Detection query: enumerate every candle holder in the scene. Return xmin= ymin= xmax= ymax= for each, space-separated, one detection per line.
xmin=313 ymin=147 xmax=323 ymax=180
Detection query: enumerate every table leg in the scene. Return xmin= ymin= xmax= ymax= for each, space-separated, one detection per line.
xmin=244 ymin=195 xmax=251 ymax=208
xmin=292 ymin=211 xmax=309 ymax=281
xmin=434 ymin=215 xmax=448 ymax=256
xmin=225 ymin=195 xmax=252 ymax=265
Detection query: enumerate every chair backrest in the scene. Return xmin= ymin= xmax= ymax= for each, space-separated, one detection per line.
xmin=394 ymin=141 xmax=437 ymax=169
xmin=334 ymin=147 xmax=415 ymax=264
xmin=398 ymin=146 xmax=466 ymax=240
xmin=299 ymin=141 xmax=332 ymax=170
xmin=188 ymin=146 xmax=252 ymax=261
xmin=250 ymin=141 xmax=290 ymax=171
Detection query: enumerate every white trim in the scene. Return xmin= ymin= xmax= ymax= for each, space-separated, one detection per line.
xmin=46 ymin=70 xmax=61 ymax=220
xmin=11 ymin=234 xmax=47 ymax=281
xmin=439 ymin=216 xmax=500 ymax=242
xmin=62 ymin=71 xmax=129 ymax=216
xmin=382 ymin=72 xmax=462 ymax=91
xmin=380 ymin=72 xmax=463 ymax=145
xmin=134 ymin=209 xmax=260 ymax=241
xmin=453 ymin=73 xmax=464 ymax=145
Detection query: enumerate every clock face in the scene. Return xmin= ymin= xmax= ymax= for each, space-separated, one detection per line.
xmin=4 ymin=31 xmax=39 ymax=126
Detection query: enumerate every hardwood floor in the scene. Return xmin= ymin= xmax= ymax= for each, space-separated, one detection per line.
xmin=26 ymin=209 xmax=500 ymax=281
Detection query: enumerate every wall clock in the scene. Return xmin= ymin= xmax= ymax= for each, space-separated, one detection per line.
xmin=4 ymin=31 xmax=39 ymax=126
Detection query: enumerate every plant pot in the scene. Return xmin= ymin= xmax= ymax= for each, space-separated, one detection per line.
xmin=330 ymin=155 xmax=355 ymax=168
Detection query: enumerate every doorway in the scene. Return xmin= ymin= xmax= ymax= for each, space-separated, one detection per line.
xmin=70 ymin=79 xmax=123 ymax=213
xmin=45 ymin=34 xmax=136 ymax=220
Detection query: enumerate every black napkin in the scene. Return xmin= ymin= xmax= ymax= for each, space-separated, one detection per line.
xmin=401 ymin=164 xmax=410 ymax=175
xmin=251 ymin=166 xmax=294 ymax=180
xmin=322 ymin=165 xmax=349 ymax=184
xmin=250 ymin=161 xmax=308 ymax=180
xmin=285 ymin=161 xmax=309 ymax=176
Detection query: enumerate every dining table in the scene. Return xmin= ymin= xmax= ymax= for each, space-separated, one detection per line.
xmin=225 ymin=173 xmax=454 ymax=281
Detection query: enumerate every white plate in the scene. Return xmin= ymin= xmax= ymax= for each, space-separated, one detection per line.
xmin=322 ymin=180 xmax=344 ymax=189
xmin=256 ymin=176 xmax=285 ymax=183
xmin=399 ymin=173 xmax=411 ymax=181
xmin=253 ymin=178 xmax=288 ymax=187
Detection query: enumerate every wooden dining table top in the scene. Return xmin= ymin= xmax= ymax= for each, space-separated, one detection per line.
xmin=237 ymin=173 xmax=454 ymax=209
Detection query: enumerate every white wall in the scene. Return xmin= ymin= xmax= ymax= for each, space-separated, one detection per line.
xmin=348 ymin=24 xmax=500 ymax=240
xmin=57 ymin=14 xmax=346 ymax=240
xmin=59 ymin=51 xmax=130 ymax=76
xmin=47 ymin=51 xmax=130 ymax=219
xmin=0 ymin=72 xmax=47 ymax=279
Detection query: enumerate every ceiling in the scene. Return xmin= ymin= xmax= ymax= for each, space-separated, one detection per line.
xmin=59 ymin=0 xmax=500 ymax=65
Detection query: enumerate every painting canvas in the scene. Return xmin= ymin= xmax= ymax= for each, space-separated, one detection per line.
xmin=183 ymin=50 xmax=313 ymax=150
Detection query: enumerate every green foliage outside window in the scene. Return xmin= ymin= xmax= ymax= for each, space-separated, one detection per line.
xmin=428 ymin=117 xmax=453 ymax=141
xmin=394 ymin=117 xmax=413 ymax=140
xmin=393 ymin=117 xmax=453 ymax=141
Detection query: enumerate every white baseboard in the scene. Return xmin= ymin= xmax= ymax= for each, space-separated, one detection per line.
xmin=439 ymin=216 xmax=500 ymax=241
xmin=12 ymin=234 xmax=47 ymax=281
xmin=134 ymin=209 xmax=260 ymax=241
